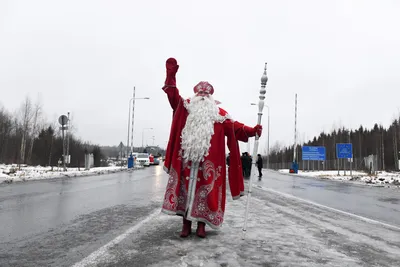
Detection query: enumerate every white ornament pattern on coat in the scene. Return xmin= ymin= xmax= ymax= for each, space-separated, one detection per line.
xmin=191 ymin=160 xmax=224 ymax=226
xmin=162 ymin=167 xmax=178 ymax=211
xmin=177 ymin=170 xmax=188 ymax=211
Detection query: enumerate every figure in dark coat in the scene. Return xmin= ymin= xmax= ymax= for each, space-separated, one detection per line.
xmin=256 ymin=154 xmax=263 ymax=179
xmin=241 ymin=152 xmax=252 ymax=179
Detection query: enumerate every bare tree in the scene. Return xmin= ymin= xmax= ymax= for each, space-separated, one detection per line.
xmin=27 ymin=98 xmax=42 ymax=163
xmin=19 ymin=96 xmax=33 ymax=166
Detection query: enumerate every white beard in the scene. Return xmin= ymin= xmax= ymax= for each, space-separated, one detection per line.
xmin=181 ymin=95 xmax=220 ymax=163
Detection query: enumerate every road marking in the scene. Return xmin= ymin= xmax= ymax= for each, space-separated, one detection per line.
xmin=72 ymin=209 xmax=160 ymax=267
xmin=254 ymin=184 xmax=400 ymax=231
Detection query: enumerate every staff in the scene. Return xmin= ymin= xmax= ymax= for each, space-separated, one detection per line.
xmin=242 ymin=63 xmax=268 ymax=238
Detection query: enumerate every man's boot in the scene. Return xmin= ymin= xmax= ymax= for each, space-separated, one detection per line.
xmin=196 ymin=222 xmax=206 ymax=238
xmin=180 ymin=218 xmax=192 ymax=238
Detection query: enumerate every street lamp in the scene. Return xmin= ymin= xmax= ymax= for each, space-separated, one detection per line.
xmin=251 ymin=103 xmax=270 ymax=169
xmin=142 ymin=128 xmax=153 ymax=149
xmin=126 ymin=87 xmax=150 ymax=157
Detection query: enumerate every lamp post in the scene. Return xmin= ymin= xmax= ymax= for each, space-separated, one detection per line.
xmin=142 ymin=128 xmax=153 ymax=150
xmin=126 ymin=87 xmax=150 ymax=157
xmin=251 ymin=103 xmax=270 ymax=169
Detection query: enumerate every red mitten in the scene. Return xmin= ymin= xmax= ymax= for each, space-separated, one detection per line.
xmin=164 ymin=58 xmax=179 ymax=87
xmin=254 ymin=124 xmax=262 ymax=137
xmin=242 ymin=125 xmax=262 ymax=137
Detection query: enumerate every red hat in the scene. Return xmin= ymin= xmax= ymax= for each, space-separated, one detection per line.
xmin=193 ymin=81 xmax=214 ymax=95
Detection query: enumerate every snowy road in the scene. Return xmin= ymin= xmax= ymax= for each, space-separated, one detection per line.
xmin=0 ymin=167 xmax=399 ymax=266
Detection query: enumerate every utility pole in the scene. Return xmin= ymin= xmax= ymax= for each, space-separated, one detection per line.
xmin=394 ymin=121 xmax=399 ymax=170
xmin=58 ymin=115 xmax=68 ymax=172
xmin=66 ymin=111 xmax=70 ymax=166
xmin=267 ymin=106 xmax=270 ymax=169
xmin=349 ymin=130 xmax=352 ymax=177
xmin=382 ymin=128 xmax=385 ymax=171
xmin=293 ymin=94 xmax=298 ymax=164
xmin=359 ymin=129 xmax=362 ymax=171
xmin=126 ymin=87 xmax=150 ymax=157
xmin=131 ymin=87 xmax=136 ymax=153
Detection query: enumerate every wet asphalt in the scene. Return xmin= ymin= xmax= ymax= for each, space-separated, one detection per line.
xmin=258 ymin=170 xmax=400 ymax=227
xmin=0 ymin=166 xmax=399 ymax=266
xmin=0 ymin=166 xmax=167 ymax=267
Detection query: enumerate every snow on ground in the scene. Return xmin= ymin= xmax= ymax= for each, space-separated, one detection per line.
xmin=0 ymin=164 xmax=141 ymax=184
xmin=278 ymin=169 xmax=400 ymax=187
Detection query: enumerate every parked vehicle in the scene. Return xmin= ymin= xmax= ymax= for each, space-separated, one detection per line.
xmin=136 ymin=153 xmax=150 ymax=166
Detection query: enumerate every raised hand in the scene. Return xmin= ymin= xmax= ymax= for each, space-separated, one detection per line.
xmin=165 ymin=58 xmax=179 ymax=87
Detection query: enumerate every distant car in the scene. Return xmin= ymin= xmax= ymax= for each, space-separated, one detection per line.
xmin=136 ymin=153 xmax=150 ymax=167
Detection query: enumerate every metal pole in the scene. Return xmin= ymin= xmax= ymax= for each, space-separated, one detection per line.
xmin=359 ymin=130 xmax=362 ymax=170
xmin=267 ymin=106 xmax=270 ymax=169
xmin=243 ymin=63 xmax=268 ymax=238
xmin=349 ymin=131 xmax=352 ymax=177
xmin=127 ymin=98 xmax=132 ymax=157
xmin=130 ymin=87 xmax=136 ymax=153
xmin=293 ymin=94 xmax=297 ymax=163
xmin=62 ymin=127 xmax=66 ymax=171
xmin=66 ymin=112 xmax=70 ymax=165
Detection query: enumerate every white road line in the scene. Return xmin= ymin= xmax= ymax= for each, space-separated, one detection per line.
xmin=72 ymin=209 xmax=160 ymax=267
xmin=254 ymin=184 xmax=400 ymax=232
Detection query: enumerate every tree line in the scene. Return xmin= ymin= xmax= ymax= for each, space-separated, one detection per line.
xmin=0 ymin=96 xmax=105 ymax=168
xmin=268 ymin=116 xmax=400 ymax=171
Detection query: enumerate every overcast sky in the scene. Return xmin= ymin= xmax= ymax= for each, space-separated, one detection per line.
xmin=1 ymin=0 xmax=400 ymax=153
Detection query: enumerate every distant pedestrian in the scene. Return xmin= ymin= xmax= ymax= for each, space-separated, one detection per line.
xmin=226 ymin=153 xmax=230 ymax=167
xmin=241 ymin=152 xmax=252 ymax=179
xmin=256 ymin=154 xmax=263 ymax=179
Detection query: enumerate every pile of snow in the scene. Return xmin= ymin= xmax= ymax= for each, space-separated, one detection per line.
xmin=278 ymin=169 xmax=400 ymax=187
xmin=0 ymin=164 xmax=140 ymax=184
xmin=360 ymin=171 xmax=400 ymax=186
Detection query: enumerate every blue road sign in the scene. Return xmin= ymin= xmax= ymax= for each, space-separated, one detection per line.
xmin=336 ymin=143 xmax=353 ymax=159
xmin=302 ymin=146 xmax=326 ymax=161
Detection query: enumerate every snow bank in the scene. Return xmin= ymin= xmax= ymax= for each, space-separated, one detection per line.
xmin=278 ymin=169 xmax=400 ymax=187
xmin=0 ymin=164 xmax=141 ymax=184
